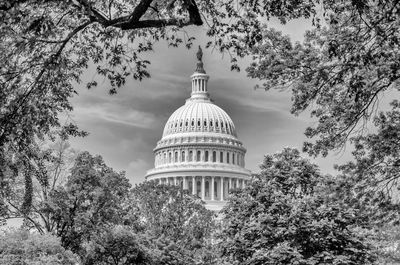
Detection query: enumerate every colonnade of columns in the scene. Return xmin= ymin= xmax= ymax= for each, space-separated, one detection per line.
xmin=155 ymin=148 xmax=245 ymax=167
xmin=155 ymin=176 xmax=248 ymax=201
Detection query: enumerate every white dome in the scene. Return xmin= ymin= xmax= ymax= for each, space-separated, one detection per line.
xmin=145 ymin=47 xmax=250 ymax=211
xmin=162 ymin=98 xmax=237 ymax=137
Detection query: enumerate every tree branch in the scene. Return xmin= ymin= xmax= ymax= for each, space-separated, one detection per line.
xmin=73 ymin=0 xmax=202 ymax=30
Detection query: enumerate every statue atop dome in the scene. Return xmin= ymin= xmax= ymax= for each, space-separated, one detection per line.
xmin=196 ymin=45 xmax=203 ymax=62
xmin=195 ymin=45 xmax=206 ymax=74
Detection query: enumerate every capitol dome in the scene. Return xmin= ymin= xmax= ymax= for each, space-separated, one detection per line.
xmin=162 ymin=94 xmax=237 ymax=138
xmin=145 ymin=47 xmax=251 ymax=211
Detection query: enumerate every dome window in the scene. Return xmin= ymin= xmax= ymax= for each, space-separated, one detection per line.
xmin=185 ymin=121 xmax=188 ymax=126
xmin=189 ymin=150 xmax=193 ymax=162
xmin=191 ymin=120 xmax=194 ymax=126
xmin=216 ymin=121 xmax=219 ymax=127
xmin=227 ymin=152 xmax=230 ymax=163
xmin=182 ymin=151 xmax=185 ymax=162
xmin=213 ymin=151 xmax=217 ymax=162
xmin=232 ymin=153 xmax=235 ymax=164
xmin=196 ymin=150 xmax=201 ymax=162
xmin=210 ymin=121 xmax=213 ymax=127
xmin=220 ymin=152 xmax=223 ymax=163
xmin=205 ymin=151 xmax=209 ymax=162
xmin=175 ymin=151 xmax=178 ymax=163
xmin=204 ymin=120 xmax=207 ymax=126
xmin=197 ymin=120 xmax=200 ymax=127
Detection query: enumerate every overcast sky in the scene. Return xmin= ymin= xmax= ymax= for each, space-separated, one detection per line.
xmin=68 ymin=18 xmax=351 ymax=184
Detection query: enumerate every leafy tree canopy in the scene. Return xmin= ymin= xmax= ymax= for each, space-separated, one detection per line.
xmin=2 ymin=140 xmax=78 ymax=231
xmin=129 ymin=181 xmax=215 ymax=264
xmin=335 ymin=100 xmax=400 ymax=197
xmin=46 ymin=151 xmax=131 ymax=253
xmin=247 ymin=0 xmax=400 ymax=159
xmin=2 ymin=150 xmax=132 ymax=256
xmin=0 ymin=229 xmax=79 ymax=265
xmin=218 ymin=148 xmax=376 ymax=264
xmin=84 ymin=226 xmax=151 ymax=265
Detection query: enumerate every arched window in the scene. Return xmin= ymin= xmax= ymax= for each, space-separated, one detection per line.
xmin=204 ymin=120 xmax=207 ymax=126
xmin=191 ymin=120 xmax=194 ymax=126
xmin=232 ymin=153 xmax=235 ymax=164
xmin=189 ymin=150 xmax=193 ymax=162
xmin=205 ymin=151 xmax=209 ymax=162
xmin=164 ymin=153 xmax=166 ymax=164
xmin=210 ymin=120 xmax=213 ymax=127
xmin=213 ymin=151 xmax=217 ymax=162
xmin=182 ymin=151 xmax=185 ymax=162
xmin=168 ymin=152 xmax=172 ymax=163
xmin=185 ymin=121 xmax=188 ymax=126
xmin=216 ymin=121 xmax=219 ymax=127
xmin=220 ymin=152 xmax=223 ymax=163
xmin=175 ymin=151 xmax=178 ymax=163
xmin=227 ymin=152 xmax=230 ymax=163
xmin=197 ymin=150 xmax=201 ymax=162
xmin=197 ymin=120 xmax=201 ymax=126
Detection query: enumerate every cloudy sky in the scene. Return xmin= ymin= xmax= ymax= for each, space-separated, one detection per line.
xmin=69 ymin=18 xmax=351 ymax=184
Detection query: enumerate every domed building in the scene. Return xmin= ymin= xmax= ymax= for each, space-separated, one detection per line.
xmin=145 ymin=47 xmax=251 ymax=211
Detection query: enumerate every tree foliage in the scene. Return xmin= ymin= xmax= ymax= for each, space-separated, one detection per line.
xmin=247 ymin=0 xmax=400 ymax=158
xmin=46 ymin=151 xmax=131 ymax=253
xmin=218 ymin=148 xmax=376 ymax=264
xmin=2 ymin=140 xmax=77 ymax=231
xmin=129 ymin=181 xmax=215 ymax=264
xmin=3 ymin=149 xmax=131 ymax=257
xmin=0 ymin=229 xmax=79 ymax=265
xmin=336 ymin=100 xmax=400 ymax=196
xmin=84 ymin=226 xmax=151 ymax=265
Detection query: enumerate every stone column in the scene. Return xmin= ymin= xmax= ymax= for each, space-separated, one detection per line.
xmin=192 ymin=176 xmax=196 ymax=195
xmin=220 ymin=177 xmax=224 ymax=201
xmin=211 ymin=176 xmax=215 ymax=201
xmin=243 ymin=180 xmax=246 ymax=188
xmin=183 ymin=176 xmax=188 ymax=190
xmin=236 ymin=178 xmax=239 ymax=189
xmin=201 ymin=176 xmax=205 ymax=200
xmin=229 ymin=178 xmax=232 ymax=191
xmin=174 ymin=177 xmax=178 ymax=186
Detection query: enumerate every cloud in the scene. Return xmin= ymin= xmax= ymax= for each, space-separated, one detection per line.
xmin=127 ymin=159 xmax=151 ymax=184
xmin=73 ymin=104 xmax=157 ymax=129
